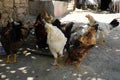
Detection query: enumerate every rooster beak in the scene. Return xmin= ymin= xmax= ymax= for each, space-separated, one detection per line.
xmin=85 ymin=14 xmax=89 ymax=18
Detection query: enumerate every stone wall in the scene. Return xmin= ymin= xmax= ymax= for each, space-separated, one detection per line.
xmin=0 ymin=0 xmax=28 ymax=21
xmin=0 ymin=0 xmax=73 ymax=22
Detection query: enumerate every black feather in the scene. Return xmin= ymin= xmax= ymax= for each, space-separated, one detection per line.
xmin=110 ymin=19 xmax=119 ymax=28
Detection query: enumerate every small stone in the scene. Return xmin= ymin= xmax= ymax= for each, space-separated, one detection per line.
xmin=46 ymin=69 xmax=50 ymax=72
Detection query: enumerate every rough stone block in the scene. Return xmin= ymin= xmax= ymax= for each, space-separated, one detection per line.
xmin=0 ymin=2 xmax=3 ymax=9
xmin=20 ymin=0 xmax=27 ymax=4
xmin=17 ymin=8 xmax=27 ymax=14
xmin=15 ymin=0 xmax=21 ymax=4
xmin=3 ymin=0 xmax=13 ymax=8
xmin=17 ymin=13 xmax=25 ymax=21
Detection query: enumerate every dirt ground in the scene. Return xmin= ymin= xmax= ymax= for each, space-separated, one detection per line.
xmin=0 ymin=10 xmax=120 ymax=80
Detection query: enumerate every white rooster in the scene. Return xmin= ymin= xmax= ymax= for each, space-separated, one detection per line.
xmin=44 ymin=22 xmax=67 ymax=66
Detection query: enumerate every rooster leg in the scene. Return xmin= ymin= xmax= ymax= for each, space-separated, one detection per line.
xmin=13 ymin=54 xmax=17 ymax=63
xmin=53 ymin=57 xmax=60 ymax=67
xmin=101 ymin=33 xmax=105 ymax=44
xmin=75 ymin=61 xmax=82 ymax=68
xmin=52 ymin=52 xmax=60 ymax=66
xmin=99 ymin=31 xmax=105 ymax=45
xmin=5 ymin=55 xmax=12 ymax=64
xmin=59 ymin=49 xmax=64 ymax=57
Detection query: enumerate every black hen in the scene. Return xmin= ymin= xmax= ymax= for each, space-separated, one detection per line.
xmin=34 ymin=13 xmax=48 ymax=48
xmin=1 ymin=20 xmax=25 ymax=63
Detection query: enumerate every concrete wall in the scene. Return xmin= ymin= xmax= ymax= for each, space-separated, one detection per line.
xmin=28 ymin=1 xmax=54 ymax=16
xmin=28 ymin=1 xmax=69 ymax=17
xmin=53 ymin=1 xmax=68 ymax=17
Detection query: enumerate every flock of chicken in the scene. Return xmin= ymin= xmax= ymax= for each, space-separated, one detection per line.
xmin=34 ymin=11 xmax=119 ymax=68
xmin=1 ymin=11 xmax=119 ymax=68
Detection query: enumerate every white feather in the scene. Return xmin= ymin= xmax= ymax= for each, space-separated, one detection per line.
xmin=45 ymin=22 xmax=67 ymax=58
